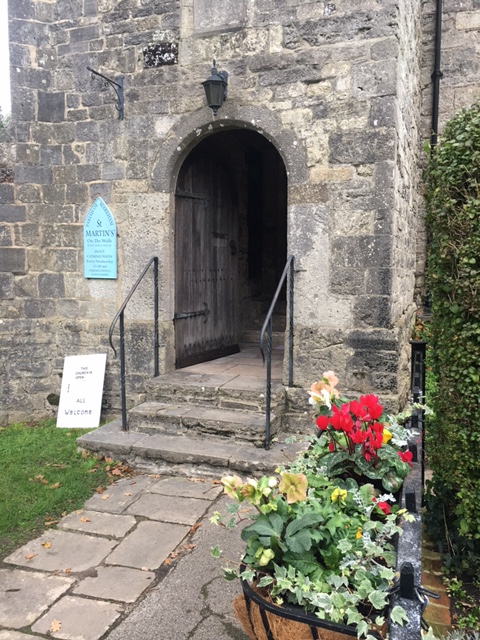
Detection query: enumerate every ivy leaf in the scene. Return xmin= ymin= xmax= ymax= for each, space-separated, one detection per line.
xmin=368 ymin=590 xmax=388 ymax=610
xmin=390 ymin=605 xmax=409 ymax=626
xmin=257 ymin=575 xmax=274 ymax=587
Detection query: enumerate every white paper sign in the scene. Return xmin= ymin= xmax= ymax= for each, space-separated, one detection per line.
xmin=57 ymin=354 xmax=107 ymax=429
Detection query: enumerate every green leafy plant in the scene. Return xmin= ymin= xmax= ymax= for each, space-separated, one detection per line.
xmin=423 ymin=101 xmax=480 ymax=570
xmin=211 ymin=372 xmax=416 ymax=640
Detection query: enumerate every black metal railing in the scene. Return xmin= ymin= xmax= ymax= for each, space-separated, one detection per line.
xmin=259 ymin=255 xmax=294 ymax=450
xmin=108 ymin=257 xmax=159 ymax=431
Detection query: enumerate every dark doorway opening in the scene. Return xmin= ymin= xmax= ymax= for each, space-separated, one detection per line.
xmin=174 ymin=129 xmax=287 ymax=368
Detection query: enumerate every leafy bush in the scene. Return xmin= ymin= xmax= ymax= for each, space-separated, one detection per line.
xmin=423 ymin=101 xmax=480 ymax=570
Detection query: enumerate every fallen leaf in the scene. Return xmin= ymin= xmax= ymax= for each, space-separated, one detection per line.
xmin=111 ymin=468 xmax=122 ymax=476
xmin=163 ymin=558 xmax=171 ymax=565
xmin=87 ymin=469 xmax=97 ymax=473
xmin=79 ymin=516 xmax=91 ymax=523
xmin=50 ymin=620 xmax=62 ymax=633
xmin=96 ymin=486 xmax=105 ymax=494
xmin=101 ymin=494 xmax=110 ymax=500
xmin=61 ymin=511 xmax=67 ymax=517
xmin=124 ymin=492 xmax=133 ymax=496
xmin=42 ymin=542 xmax=52 ymax=549
xmin=49 ymin=482 xmax=61 ymax=490
xmin=104 ymin=457 xmax=114 ymax=464
xmin=105 ymin=465 xmax=111 ymax=471
xmin=25 ymin=553 xmax=37 ymax=560
xmin=45 ymin=520 xmax=59 ymax=527
xmin=64 ymin=568 xmax=71 ymax=574
xmin=141 ymin=566 xmax=149 ymax=571
xmin=81 ymin=449 xmax=88 ymax=458
xmin=189 ymin=522 xmax=201 ymax=535
xmin=211 ymin=480 xmax=222 ymax=485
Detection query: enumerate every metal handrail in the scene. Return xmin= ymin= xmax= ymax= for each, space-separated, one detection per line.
xmin=259 ymin=255 xmax=294 ymax=450
xmin=108 ymin=256 xmax=159 ymax=430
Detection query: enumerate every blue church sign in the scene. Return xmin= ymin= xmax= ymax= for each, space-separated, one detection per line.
xmin=83 ymin=198 xmax=117 ymax=279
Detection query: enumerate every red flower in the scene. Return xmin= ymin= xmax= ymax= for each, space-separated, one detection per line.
xmin=398 ymin=450 xmax=413 ymax=467
xmin=316 ymin=415 xmax=329 ymax=431
xmin=359 ymin=394 xmax=383 ymax=420
xmin=350 ymin=428 xmax=367 ymax=444
xmin=328 ymin=441 xmax=335 ymax=452
xmin=349 ymin=400 xmax=367 ymax=420
xmin=330 ymin=404 xmax=353 ymax=433
xmin=377 ymin=501 xmax=391 ymax=515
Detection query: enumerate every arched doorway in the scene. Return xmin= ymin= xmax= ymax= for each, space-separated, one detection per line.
xmin=174 ymin=129 xmax=287 ymax=368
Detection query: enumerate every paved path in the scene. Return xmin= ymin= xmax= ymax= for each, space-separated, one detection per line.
xmin=0 ymin=475 xmax=249 ymax=640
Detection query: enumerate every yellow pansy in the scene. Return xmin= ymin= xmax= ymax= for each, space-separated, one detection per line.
xmin=382 ymin=428 xmax=392 ymax=444
xmin=330 ymin=488 xmax=348 ymax=502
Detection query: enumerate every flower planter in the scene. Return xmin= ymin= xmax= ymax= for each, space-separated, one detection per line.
xmin=233 ymin=579 xmax=384 ymax=640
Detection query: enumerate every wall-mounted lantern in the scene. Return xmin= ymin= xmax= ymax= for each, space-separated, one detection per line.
xmin=202 ymin=60 xmax=228 ymax=116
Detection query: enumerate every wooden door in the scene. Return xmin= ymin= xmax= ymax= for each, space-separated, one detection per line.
xmin=174 ymin=152 xmax=239 ymax=368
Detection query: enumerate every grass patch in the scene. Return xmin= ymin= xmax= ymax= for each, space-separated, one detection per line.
xmin=0 ymin=418 xmax=124 ymax=560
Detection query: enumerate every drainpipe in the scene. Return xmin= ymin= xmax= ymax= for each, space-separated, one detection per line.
xmin=430 ymin=0 xmax=443 ymax=150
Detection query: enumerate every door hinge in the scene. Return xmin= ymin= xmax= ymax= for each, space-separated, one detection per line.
xmin=174 ymin=302 xmax=210 ymax=323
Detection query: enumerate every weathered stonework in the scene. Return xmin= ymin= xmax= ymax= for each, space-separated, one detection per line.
xmin=0 ymin=0 xmax=471 ymax=424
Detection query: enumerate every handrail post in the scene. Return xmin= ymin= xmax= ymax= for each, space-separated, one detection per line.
xmin=265 ymin=319 xmax=272 ymax=450
xmin=153 ymin=257 xmax=159 ymax=377
xmin=119 ymin=310 xmax=127 ymax=431
xmin=288 ymin=256 xmax=294 ymax=387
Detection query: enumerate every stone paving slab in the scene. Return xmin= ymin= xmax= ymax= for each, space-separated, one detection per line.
xmin=73 ymin=566 xmax=155 ymax=603
xmin=58 ymin=510 xmax=136 ymax=538
xmin=150 ymin=475 xmax=223 ymax=500
xmin=105 ymin=520 xmax=190 ymax=570
xmin=4 ymin=530 xmax=117 ymax=573
xmin=125 ymin=493 xmax=209 ymax=525
xmin=0 ymin=632 xmax=43 ymax=640
xmin=0 ymin=569 xmax=73 ymax=629
xmin=31 ymin=595 xmax=123 ymax=640
xmin=82 ymin=475 xmax=154 ymax=513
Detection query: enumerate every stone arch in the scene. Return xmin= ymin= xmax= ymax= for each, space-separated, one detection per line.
xmin=151 ymin=103 xmax=308 ymax=193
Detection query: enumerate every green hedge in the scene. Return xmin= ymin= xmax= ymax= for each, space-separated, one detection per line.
xmin=424 ymin=102 xmax=480 ymax=569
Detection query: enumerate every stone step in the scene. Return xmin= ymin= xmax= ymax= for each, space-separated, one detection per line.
xmin=128 ymin=401 xmax=281 ymax=445
xmin=144 ymin=371 xmax=285 ymax=413
xmin=241 ymin=330 xmax=286 ymax=348
xmin=77 ymin=419 xmax=308 ymax=478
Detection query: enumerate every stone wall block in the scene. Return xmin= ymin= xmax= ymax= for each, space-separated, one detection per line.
xmin=0 ymin=273 xmax=14 ymax=299
xmin=353 ymin=59 xmax=397 ymax=98
xmin=329 ymin=131 xmax=395 ymax=164
xmin=29 ymin=204 xmax=74 ymax=224
xmin=66 ymin=183 xmax=88 ymax=204
xmin=57 ymin=0 xmax=83 ymax=21
xmin=38 ymin=91 xmax=66 ymax=123
xmin=40 ymin=145 xmax=63 ymax=165
xmin=353 ymin=295 xmax=391 ymax=328
xmin=15 ymin=223 xmax=41 ymax=247
xmin=0 ymin=205 xmax=26 ymax=223
xmin=366 ymin=268 xmax=392 ymax=295
xmin=0 ymin=225 xmax=13 ymax=246
xmin=16 ymin=165 xmax=53 ymax=185
xmin=39 ymin=273 xmax=66 ymax=298
xmin=0 ymin=184 xmax=14 ymax=204
xmin=331 ymin=235 xmax=391 ymax=269
xmin=369 ymin=96 xmax=396 ymax=128
xmin=41 ymin=224 xmax=64 ymax=248
xmin=8 ymin=18 xmax=49 ymax=46
xmin=297 ymin=9 xmax=398 ymax=47
xmin=0 ymin=248 xmax=27 ymax=274
xmin=329 ymin=268 xmax=365 ymax=296
xmin=45 ymin=249 xmax=79 ymax=272
xmin=70 ymin=24 xmax=100 ymax=43
xmin=14 ymin=274 xmax=39 ymax=298
xmin=24 ymin=298 xmax=57 ymax=319
xmin=10 ymin=87 xmax=36 ymax=122
xmin=77 ymin=164 xmax=101 ymax=182
xmin=17 ymin=184 xmax=43 ymax=203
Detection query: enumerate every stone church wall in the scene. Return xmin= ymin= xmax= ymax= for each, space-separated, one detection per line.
xmin=0 ymin=0 xmax=436 ymax=424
